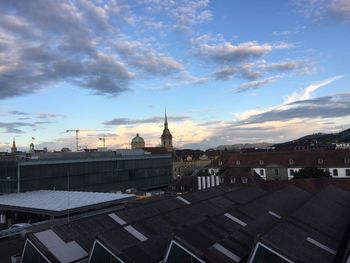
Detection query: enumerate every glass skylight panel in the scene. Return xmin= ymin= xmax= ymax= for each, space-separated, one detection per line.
xmin=176 ymin=196 xmax=191 ymax=205
xmin=123 ymin=225 xmax=148 ymax=242
xmin=213 ymin=243 xmax=241 ymax=262
xmin=224 ymin=213 xmax=247 ymax=227
xmin=306 ymin=237 xmax=336 ymax=255
xmin=268 ymin=211 xmax=282 ymax=219
xmin=108 ymin=213 xmax=127 ymax=225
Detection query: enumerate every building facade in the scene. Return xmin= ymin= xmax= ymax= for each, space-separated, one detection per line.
xmin=225 ymin=150 xmax=350 ymax=180
xmin=0 ymin=150 xmax=172 ymax=194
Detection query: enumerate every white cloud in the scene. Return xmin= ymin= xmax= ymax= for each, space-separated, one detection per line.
xmin=284 ymin=75 xmax=343 ymax=104
xmin=193 ymin=40 xmax=273 ymax=62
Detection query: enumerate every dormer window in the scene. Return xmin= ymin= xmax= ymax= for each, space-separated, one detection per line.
xmin=235 ymin=160 xmax=240 ymax=166
xmin=289 ymin=159 xmax=294 ymax=165
xmin=345 ymin=157 xmax=350 ymax=164
xmin=318 ymin=158 xmax=324 ymax=164
xmin=259 ymin=160 xmax=264 ymax=165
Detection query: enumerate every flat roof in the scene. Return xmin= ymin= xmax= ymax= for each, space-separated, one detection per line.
xmin=0 ymin=190 xmax=135 ymax=216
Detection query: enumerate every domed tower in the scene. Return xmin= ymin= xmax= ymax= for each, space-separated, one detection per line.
xmin=161 ymin=110 xmax=173 ymax=151
xmin=29 ymin=142 xmax=35 ymax=153
xmin=131 ymin=133 xmax=145 ymax=149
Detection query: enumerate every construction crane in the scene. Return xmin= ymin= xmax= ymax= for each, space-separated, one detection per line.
xmin=66 ymin=129 xmax=107 ymax=151
xmin=99 ymin=135 xmax=106 ymax=148
xmin=66 ymin=129 xmax=80 ymax=151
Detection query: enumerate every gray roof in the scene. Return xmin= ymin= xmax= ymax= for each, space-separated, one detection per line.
xmin=0 ymin=190 xmax=135 ymax=216
xmin=1 ymin=182 xmax=350 ymax=263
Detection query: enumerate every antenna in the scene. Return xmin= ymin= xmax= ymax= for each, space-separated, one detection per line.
xmin=67 ymin=171 xmax=70 ymax=223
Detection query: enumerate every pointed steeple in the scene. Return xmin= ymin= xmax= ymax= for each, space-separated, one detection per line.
xmin=161 ymin=108 xmax=173 ymax=151
xmin=164 ymin=108 xmax=168 ymax=130
xmin=11 ymin=137 xmax=17 ymax=153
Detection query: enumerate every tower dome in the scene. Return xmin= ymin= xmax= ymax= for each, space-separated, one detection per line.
xmin=29 ymin=142 xmax=35 ymax=153
xmin=131 ymin=133 xmax=145 ymax=149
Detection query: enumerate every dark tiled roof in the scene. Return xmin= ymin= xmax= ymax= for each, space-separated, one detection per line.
xmin=225 ymin=149 xmax=350 ymax=167
xmin=0 ymin=237 xmax=25 ymax=263
xmin=1 ymin=179 xmax=350 ymax=263
xmin=261 ymin=186 xmax=350 ymax=263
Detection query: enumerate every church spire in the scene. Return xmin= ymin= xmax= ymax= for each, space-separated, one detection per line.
xmin=11 ymin=137 xmax=17 ymax=153
xmin=164 ymin=108 xmax=168 ymax=130
xmin=161 ymin=108 xmax=173 ymax=151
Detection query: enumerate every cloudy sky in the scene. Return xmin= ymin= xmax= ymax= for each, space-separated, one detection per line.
xmin=0 ymin=0 xmax=350 ymax=151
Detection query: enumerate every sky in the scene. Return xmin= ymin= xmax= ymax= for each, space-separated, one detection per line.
xmin=0 ymin=0 xmax=350 ymax=151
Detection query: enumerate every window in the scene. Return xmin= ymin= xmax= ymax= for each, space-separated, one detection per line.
xmin=259 ymin=169 xmax=264 ymax=176
xmin=333 ymin=169 xmax=338 ymax=176
xmin=259 ymin=160 xmax=264 ymax=165
xmin=90 ymin=241 xmax=122 ymax=263
xmin=21 ymin=240 xmax=50 ymax=263
xmin=230 ymin=177 xmax=236 ymax=183
xmin=242 ymin=177 xmax=248 ymax=184
xmin=251 ymin=243 xmax=291 ymax=263
xmin=274 ymin=169 xmax=279 ymax=175
xmin=288 ymin=159 xmax=294 ymax=165
xmin=235 ymin=160 xmax=240 ymax=166
xmin=345 ymin=157 xmax=350 ymax=164
xmin=290 ymin=169 xmax=294 ymax=176
xmin=318 ymin=158 xmax=324 ymax=164
xmin=166 ymin=242 xmax=202 ymax=263
xmin=346 ymin=169 xmax=350 ymax=176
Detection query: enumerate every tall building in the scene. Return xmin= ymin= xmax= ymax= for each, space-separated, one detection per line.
xmin=131 ymin=133 xmax=145 ymax=149
xmin=0 ymin=150 xmax=172 ymax=194
xmin=161 ymin=110 xmax=173 ymax=151
xmin=11 ymin=138 xmax=17 ymax=153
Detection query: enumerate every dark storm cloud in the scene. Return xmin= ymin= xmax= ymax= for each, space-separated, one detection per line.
xmin=0 ymin=0 xmax=184 ymax=99
xmin=0 ymin=121 xmax=35 ymax=134
xmin=213 ymin=61 xmax=309 ymax=83
xmin=8 ymin=111 xmax=65 ymax=119
xmin=103 ymin=116 xmax=191 ymax=126
xmin=234 ymin=93 xmax=350 ymax=125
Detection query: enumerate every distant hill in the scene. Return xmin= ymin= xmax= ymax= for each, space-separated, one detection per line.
xmin=273 ymin=128 xmax=350 ymax=149
xmin=214 ymin=143 xmax=273 ymax=151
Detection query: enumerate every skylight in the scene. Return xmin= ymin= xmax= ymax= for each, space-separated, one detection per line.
xmin=176 ymin=196 xmax=191 ymax=205
xmin=224 ymin=213 xmax=247 ymax=227
xmin=213 ymin=243 xmax=241 ymax=262
xmin=108 ymin=213 xmax=127 ymax=225
xmin=268 ymin=211 xmax=282 ymax=219
xmin=123 ymin=225 xmax=148 ymax=242
xmin=306 ymin=237 xmax=336 ymax=255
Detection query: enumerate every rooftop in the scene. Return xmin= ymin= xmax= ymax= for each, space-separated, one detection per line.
xmin=1 ymin=179 xmax=350 ymax=263
xmin=0 ymin=190 xmax=135 ymax=216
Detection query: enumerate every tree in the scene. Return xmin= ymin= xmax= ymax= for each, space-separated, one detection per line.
xmin=293 ymin=167 xmax=331 ymax=179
